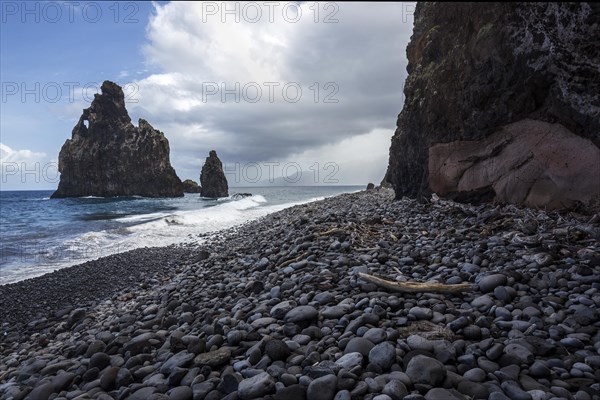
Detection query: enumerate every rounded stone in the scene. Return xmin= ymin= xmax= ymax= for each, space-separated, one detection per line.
xmin=368 ymin=342 xmax=396 ymax=370
xmin=425 ymin=388 xmax=465 ymax=400
xmin=333 ymin=390 xmax=351 ymax=400
xmin=276 ymin=384 xmax=307 ymax=400
xmin=479 ymin=274 xmax=507 ymax=293
xmin=409 ymin=307 xmax=433 ymax=320
xmin=280 ymin=373 xmax=297 ymax=387
xmin=307 ymin=374 xmax=338 ymax=400
xmin=529 ymin=361 xmax=551 ymax=378
xmin=238 ymin=371 xmax=276 ymax=399
xmin=383 ymin=379 xmax=408 ymax=400
xmin=265 ymin=339 xmax=291 ymax=361
xmin=344 ymin=337 xmax=375 ymax=357
xmin=363 ymin=328 xmax=387 ymax=344
xmin=271 ymin=301 xmax=296 ymax=319
xmin=99 ymin=366 xmax=120 ymax=391
xmin=89 ymin=352 xmax=111 ymax=370
xmin=284 ymin=306 xmax=319 ymax=326
xmin=463 ymin=367 xmax=486 ymax=382
xmin=128 ymin=387 xmax=158 ymax=400
xmin=313 ymin=292 xmax=334 ymax=305
xmin=227 ymin=330 xmax=245 ymax=346
xmin=26 ymin=383 xmax=55 ymax=400
xmin=407 ymin=335 xmax=433 ymax=352
xmin=457 ymin=380 xmax=489 ymax=399
xmin=406 ymin=355 xmax=446 ymax=386
xmin=500 ymin=381 xmax=532 ymax=400
xmin=168 ymin=386 xmax=192 ymax=400
xmin=335 ymin=352 xmax=364 ymax=370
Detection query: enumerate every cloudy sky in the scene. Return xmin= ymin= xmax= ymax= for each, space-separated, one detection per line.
xmin=1 ymin=2 xmax=415 ymax=189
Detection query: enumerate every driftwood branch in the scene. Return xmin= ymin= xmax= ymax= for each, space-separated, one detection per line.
xmin=278 ymin=252 xmax=310 ymax=269
xmin=319 ymin=228 xmax=346 ymax=236
xmin=355 ymin=247 xmax=379 ymax=252
xmin=358 ymin=272 xmax=471 ymax=294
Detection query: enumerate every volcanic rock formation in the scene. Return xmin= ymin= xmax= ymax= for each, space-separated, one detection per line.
xmin=200 ymin=150 xmax=229 ymax=198
xmin=52 ymin=81 xmax=183 ymax=198
xmin=182 ymin=179 xmax=201 ymax=193
xmin=385 ymin=3 xmax=600 ymax=210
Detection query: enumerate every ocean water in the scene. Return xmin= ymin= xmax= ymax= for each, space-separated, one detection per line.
xmin=0 ymin=186 xmax=361 ymax=285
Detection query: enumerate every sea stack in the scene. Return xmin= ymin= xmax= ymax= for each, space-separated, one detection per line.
xmin=385 ymin=3 xmax=600 ymax=210
xmin=182 ymin=179 xmax=201 ymax=193
xmin=51 ymin=81 xmax=183 ymax=198
xmin=200 ymin=150 xmax=229 ymax=198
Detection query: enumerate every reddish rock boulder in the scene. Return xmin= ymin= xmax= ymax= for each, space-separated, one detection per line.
xmin=429 ymin=119 xmax=600 ymax=209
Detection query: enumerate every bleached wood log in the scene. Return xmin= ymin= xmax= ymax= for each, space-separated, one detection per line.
xmin=357 ymin=272 xmax=471 ymax=294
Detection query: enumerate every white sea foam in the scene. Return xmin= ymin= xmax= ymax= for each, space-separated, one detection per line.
xmin=0 ymin=194 xmax=322 ymax=285
xmin=116 ymin=211 xmax=174 ymax=223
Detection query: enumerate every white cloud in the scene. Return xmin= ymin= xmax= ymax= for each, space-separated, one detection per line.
xmin=0 ymin=143 xmax=47 ymax=163
xmin=1 ymin=143 xmax=57 ymax=190
xmin=280 ymin=128 xmax=393 ymax=184
xmin=142 ymin=2 xmax=287 ymax=82
xmin=127 ymin=2 xmax=415 ymax=184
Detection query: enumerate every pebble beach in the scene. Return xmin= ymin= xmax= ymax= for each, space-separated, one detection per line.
xmin=1 ymin=188 xmax=599 ymax=400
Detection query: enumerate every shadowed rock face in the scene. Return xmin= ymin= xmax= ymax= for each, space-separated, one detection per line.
xmin=52 ymin=81 xmax=183 ymax=198
xmin=385 ymin=3 xmax=600 ymax=210
xmin=200 ymin=150 xmax=229 ymax=198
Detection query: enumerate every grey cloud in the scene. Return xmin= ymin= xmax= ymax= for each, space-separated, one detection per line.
xmin=134 ymin=3 xmax=415 ymax=182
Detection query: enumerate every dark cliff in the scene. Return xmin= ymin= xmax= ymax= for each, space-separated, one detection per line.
xmin=386 ymin=3 xmax=600 ymax=210
xmin=52 ymin=81 xmax=183 ymax=198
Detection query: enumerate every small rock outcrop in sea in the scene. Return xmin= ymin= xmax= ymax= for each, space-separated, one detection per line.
xmin=200 ymin=150 xmax=229 ymax=198
xmin=51 ymin=81 xmax=183 ymax=198
xmin=182 ymin=179 xmax=201 ymax=193
xmin=366 ymin=183 xmax=375 ymax=190
xmin=231 ymin=193 xmax=252 ymax=200
xmin=385 ymin=3 xmax=600 ymax=210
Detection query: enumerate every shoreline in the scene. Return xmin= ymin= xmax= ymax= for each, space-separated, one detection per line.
xmin=1 ymin=188 xmax=599 ymax=399
xmin=0 ymin=189 xmax=354 ymax=333
xmin=0 ymin=187 xmax=361 ymax=286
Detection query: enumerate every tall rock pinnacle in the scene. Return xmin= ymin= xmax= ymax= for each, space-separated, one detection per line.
xmin=51 ymin=81 xmax=183 ymax=198
xmin=200 ymin=150 xmax=229 ymax=198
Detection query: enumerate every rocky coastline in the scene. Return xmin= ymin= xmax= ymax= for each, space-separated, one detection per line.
xmin=385 ymin=3 xmax=600 ymax=211
xmin=2 ymin=189 xmax=599 ymax=400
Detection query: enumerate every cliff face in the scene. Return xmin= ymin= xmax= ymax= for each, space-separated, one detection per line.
xmin=52 ymin=81 xmax=183 ymax=198
xmin=386 ymin=3 xmax=600 ymax=210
